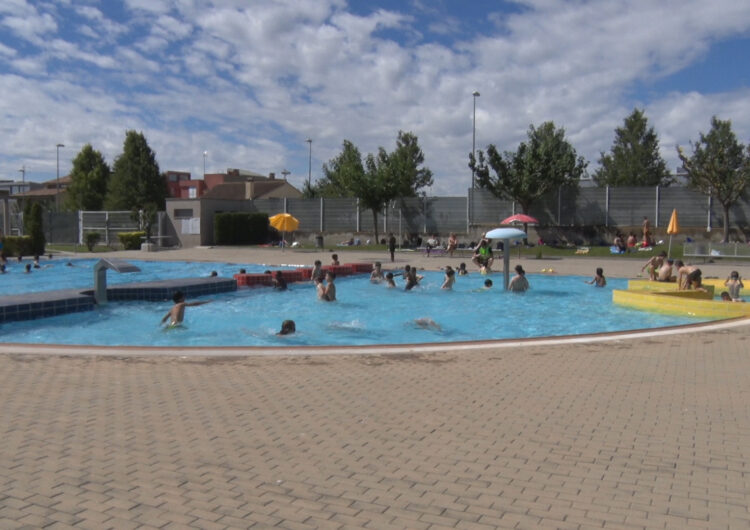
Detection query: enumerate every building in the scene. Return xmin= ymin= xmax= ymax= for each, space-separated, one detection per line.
xmin=0 ymin=180 xmax=42 ymax=196
xmin=202 ymin=169 xmax=303 ymax=200
xmin=11 ymin=175 xmax=71 ymax=210
xmin=164 ymin=171 xmax=207 ymax=199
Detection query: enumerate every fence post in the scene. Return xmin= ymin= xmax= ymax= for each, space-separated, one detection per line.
xmin=284 ymin=197 xmax=288 ymax=214
xmin=78 ymin=210 xmax=83 ymax=245
xmin=466 ymin=189 xmax=470 ymax=234
xmin=319 ymin=198 xmax=324 ymax=232
xmin=605 ymin=186 xmax=610 ymax=227
xmin=707 ymin=194 xmax=712 ymax=232
xmin=356 ymin=198 xmax=360 ymax=233
xmin=655 ymin=186 xmax=660 ymax=228
xmin=105 ymin=211 xmax=110 ymax=246
xmin=557 ymin=187 xmax=562 ymax=225
xmin=423 ymin=196 xmax=427 ymax=234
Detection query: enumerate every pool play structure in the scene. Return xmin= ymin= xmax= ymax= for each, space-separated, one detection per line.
xmin=0 ymin=255 xmax=746 ymax=352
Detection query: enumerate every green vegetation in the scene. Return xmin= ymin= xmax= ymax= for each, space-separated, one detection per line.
xmin=65 ymin=144 xmax=111 ymax=211
xmin=678 ymin=116 xmax=750 ymax=243
xmin=2 ymin=236 xmax=35 ymax=256
xmin=106 ymin=130 xmax=167 ymax=211
xmin=84 ymin=232 xmax=101 ymax=251
xmin=117 ymin=231 xmax=145 ymax=250
xmin=27 ymin=203 xmax=46 ymax=255
xmin=594 ymin=109 xmax=672 ymax=187
xmin=214 ymin=212 xmax=270 ymax=245
xmin=308 ymin=131 xmax=433 ymax=243
xmin=470 ymin=122 xmax=586 ymax=227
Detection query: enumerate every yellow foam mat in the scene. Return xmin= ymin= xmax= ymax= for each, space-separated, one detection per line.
xmin=613 ymin=288 xmax=750 ymax=319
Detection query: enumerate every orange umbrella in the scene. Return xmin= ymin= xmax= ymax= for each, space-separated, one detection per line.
xmin=666 ymin=209 xmax=679 ymax=258
xmin=269 ymin=213 xmax=299 ymax=251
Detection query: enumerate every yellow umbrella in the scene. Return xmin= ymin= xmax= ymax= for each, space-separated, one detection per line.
xmin=269 ymin=213 xmax=300 ymax=251
xmin=666 ymin=209 xmax=679 ymax=258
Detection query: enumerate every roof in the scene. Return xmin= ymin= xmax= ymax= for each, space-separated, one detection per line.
xmin=201 ymin=183 xmax=246 ymax=200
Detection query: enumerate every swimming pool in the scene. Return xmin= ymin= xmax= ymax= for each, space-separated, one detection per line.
xmin=0 ymin=258 xmax=280 ymax=295
xmin=0 ymin=270 xmax=711 ymax=347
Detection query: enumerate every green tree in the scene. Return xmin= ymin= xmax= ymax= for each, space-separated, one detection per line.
xmin=677 ymin=116 xmax=750 ymax=242
xmin=105 ymin=130 xmax=166 ymax=211
xmin=470 ymin=121 xmax=587 ymax=229
xmin=27 ymin=203 xmax=45 ymax=255
xmin=65 ymin=144 xmax=110 ymax=211
xmin=312 ymin=132 xmax=432 ymax=243
xmin=594 ymin=109 xmax=672 ymax=187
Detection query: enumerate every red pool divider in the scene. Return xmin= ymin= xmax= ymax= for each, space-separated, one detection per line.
xmin=233 ymin=262 xmax=373 ymax=288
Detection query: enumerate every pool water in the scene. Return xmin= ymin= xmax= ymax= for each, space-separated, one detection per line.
xmin=0 ymin=258 xmax=281 ymax=295
xmin=0 ymin=270 xmax=710 ymax=347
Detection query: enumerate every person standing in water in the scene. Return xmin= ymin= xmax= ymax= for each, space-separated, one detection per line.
xmin=508 ymin=265 xmax=529 ymax=292
xmin=161 ymin=291 xmax=209 ymax=327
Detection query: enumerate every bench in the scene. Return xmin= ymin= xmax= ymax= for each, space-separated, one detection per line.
xmin=683 ymin=242 xmax=750 ymax=262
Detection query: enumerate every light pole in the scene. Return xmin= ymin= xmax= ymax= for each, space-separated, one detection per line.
xmin=18 ymin=166 xmax=25 ymax=183
xmin=203 ymin=151 xmax=207 ymax=178
xmin=56 ymin=143 xmax=64 ymax=212
xmin=471 ymin=91 xmax=480 ymax=189
xmin=281 ymin=169 xmax=290 ymax=180
xmin=305 ymin=138 xmax=312 ymax=190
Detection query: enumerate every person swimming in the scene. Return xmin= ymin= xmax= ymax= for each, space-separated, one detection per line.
xmin=457 ymin=262 xmax=468 ymax=276
xmin=385 ymin=272 xmax=396 ymax=288
xmin=414 ymin=317 xmax=441 ymax=330
xmin=161 ymin=291 xmax=209 ymax=327
xmin=277 ymin=319 xmax=296 ymax=335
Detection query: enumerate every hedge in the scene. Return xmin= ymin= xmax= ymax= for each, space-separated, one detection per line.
xmin=118 ymin=231 xmax=146 ymax=250
xmin=1 ymin=236 xmax=35 ymax=257
xmin=214 ymin=212 xmax=270 ymax=245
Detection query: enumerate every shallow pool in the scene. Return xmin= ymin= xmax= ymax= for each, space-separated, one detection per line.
xmin=0 ymin=270 xmax=710 ymax=347
xmin=0 ymin=258 xmax=282 ymax=295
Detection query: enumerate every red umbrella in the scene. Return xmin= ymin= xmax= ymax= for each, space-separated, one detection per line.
xmin=501 ymin=213 xmax=538 ymax=225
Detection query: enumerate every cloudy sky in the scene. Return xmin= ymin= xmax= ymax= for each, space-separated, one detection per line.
xmin=1 ymin=0 xmax=749 ymax=195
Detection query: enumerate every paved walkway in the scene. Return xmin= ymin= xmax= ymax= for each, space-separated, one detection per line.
xmin=2 ymin=248 xmax=749 ymax=528
xmin=1 ymin=326 xmax=749 ymax=529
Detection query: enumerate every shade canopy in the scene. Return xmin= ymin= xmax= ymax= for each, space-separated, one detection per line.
xmin=485 ymin=227 xmax=527 ymax=240
xmin=269 ymin=213 xmax=300 ymax=232
xmin=501 ymin=213 xmax=538 ymax=225
xmin=667 ymin=209 xmax=679 ymax=235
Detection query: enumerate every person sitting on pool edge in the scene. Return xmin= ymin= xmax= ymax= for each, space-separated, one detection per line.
xmin=277 ymin=319 xmax=296 ymax=335
xmin=331 ymin=253 xmax=340 ymax=266
xmin=471 ymin=238 xmax=494 ymax=272
xmin=508 ymin=265 xmax=529 ymax=292
xmin=161 ymin=291 xmax=209 ymax=327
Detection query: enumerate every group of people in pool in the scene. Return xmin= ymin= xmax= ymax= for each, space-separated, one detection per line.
xmin=0 ymin=254 xmax=54 ymax=274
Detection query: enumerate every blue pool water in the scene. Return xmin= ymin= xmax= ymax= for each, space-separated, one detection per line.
xmin=0 ymin=269 xmax=710 ymax=347
xmin=0 ymin=258 xmax=281 ymax=295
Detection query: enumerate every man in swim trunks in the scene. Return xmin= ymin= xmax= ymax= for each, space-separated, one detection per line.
xmin=161 ymin=291 xmax=209 ymax=327
xmin=657 ymin=259 xmax=674 ymax=281
xmin=676 ymin=261 xmax=702 ymax=290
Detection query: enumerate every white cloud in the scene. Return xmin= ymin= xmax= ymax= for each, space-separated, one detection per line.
xmin=3 ymin=0 xmax=750 ymax=197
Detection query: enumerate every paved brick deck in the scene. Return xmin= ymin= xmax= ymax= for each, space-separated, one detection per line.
xmin=1 ymin=323 xmax=749 ymax=529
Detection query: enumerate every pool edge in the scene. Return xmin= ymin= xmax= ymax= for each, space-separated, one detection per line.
xmin=2 ymin=316 xmax=748 ymax=358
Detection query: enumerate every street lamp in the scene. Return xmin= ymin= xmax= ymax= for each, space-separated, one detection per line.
xmin=203 ymin=151 xmax=207 ymax=178
xmin=281 ymin=169 xmax=290 ymax=180
xmin=305 ymin=138 xmax=312 ymax=189
xmin=18 ymin=166 xmax=25 ymax=183
xmin=471 ymin=91 xmax=480 ymax=189
xmin=56 ymin=143 xmax=64 ymax=212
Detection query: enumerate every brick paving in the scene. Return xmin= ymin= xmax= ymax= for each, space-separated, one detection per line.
xmin=1 ymin=323 xmax=749 ymax=529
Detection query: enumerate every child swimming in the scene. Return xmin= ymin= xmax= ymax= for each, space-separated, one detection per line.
xmin=161 ymin=291 xmax=209 ymax=327
xmin=586 ymin=267 xmax=606 ymax=287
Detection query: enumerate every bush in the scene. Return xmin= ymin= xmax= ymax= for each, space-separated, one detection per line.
xmin=27 ymin=203 xmax=45 ymax=255
xmin=1 ymin=235 xmax=34 ymax=257
xmin=214 ymin=212 xmax=270 ymax=245
xmin=118 ymin=231 xmax=145 ymax=250
xmin=85 ymin=232 xmax=102 ymax=251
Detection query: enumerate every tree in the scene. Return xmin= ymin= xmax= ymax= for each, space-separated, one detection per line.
xmin=65 ymin=144 xmax=110 ymax=211
xmin=470 ymin=121 xmax=587 ymax=229
xmin=594 ymin=109 xmax=672 ymax=187
xmin=27 ymin=203 xmax=45 ymax=255
xmin=677 ymin=116 xmax=750 ymax=242
xmin=311 ymin=132 xmax=433 ymax=242
xmin=105 ymin=130 xmax=166 ymax=211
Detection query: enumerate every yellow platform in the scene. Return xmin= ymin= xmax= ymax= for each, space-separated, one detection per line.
xmin=613 ymin=288 xmax=750 ymax=319
xmin=629 ymin=278 xmax=745 ymax=297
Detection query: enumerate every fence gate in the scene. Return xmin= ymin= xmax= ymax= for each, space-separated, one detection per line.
xmin=79 ymin=211 xmax=140 ymax=246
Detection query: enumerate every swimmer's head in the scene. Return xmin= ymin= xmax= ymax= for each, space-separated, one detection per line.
xmin=326 ymin=271 xmax=335 ymax=281
xmin=374 ymin=261 xmax=381 ymax=269
xmin=667 ymin=259 xmax=674 ymax=265
xmin=459 ymin=262 xmax=466 ymax=270
xmin=173 ymin=291 xmax=185 ymax=303
xmin=731 ymin=270 xmax=739 ymax=279
xmin=386 ymin=272 xmax=394 ymax=279
xmin=314 ymin=260 xmax=321 ymax=266
xmin=484 ymin=279 xmax=493 ymax=288
xmin=279 ymin=319 xmax=296 ymax=335
xmin=210 ymin=270 xmax=217 ymax=277
xmin=446 ymin=269 xmax=455 ymax=277
xmin=596 ymin=267 xmax=603 ymax=276
xmin=515 ymin=265 xmax=525 ymax=275
xmin=721 ymin=291 xmax=732 ymax=301
xmin=239 ymin=268 xmax=246 ymax=274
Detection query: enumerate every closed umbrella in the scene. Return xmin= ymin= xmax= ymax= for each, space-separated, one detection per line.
xmin=269 ymin=213 xmax=300 ymax=251
xmin=666 ymin=209 xmax=679 ymax=259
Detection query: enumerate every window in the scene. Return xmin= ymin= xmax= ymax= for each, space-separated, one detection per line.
xmin=188 ymin=187 xmax=197 ymax=199
xmin=174 ymin=208 xmax=193 ymax=218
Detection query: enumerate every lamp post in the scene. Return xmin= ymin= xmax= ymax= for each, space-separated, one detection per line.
xmin=305 ymin=138 xmax=312 ymax=190
xmin=281 ymin=169 xmax=290 ymax=180
xmin=471 ymin=91 xmax=480 ymax=190
xmin=56 ymin=143 xmax=64 ymax=212
xmin=203 ymin=151 xmax=207 ymax=178
xmin=18 ymin=166 xmax=25 ymax=183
